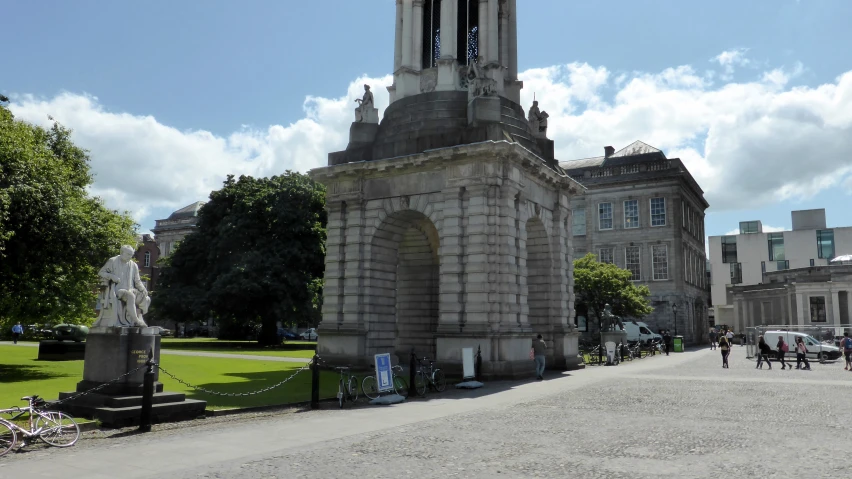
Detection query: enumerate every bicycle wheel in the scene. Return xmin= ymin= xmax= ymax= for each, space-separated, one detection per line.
xmin=362 ymin=375 xmax=379 ymax=400
xmin=393 ymin=375 xmax=408 ymax=397
xmin=35 ymin=411 xmax=79 ymax=447
xmin=415 ymin=372 xmax=428 ymax=396
xmin=338 ymin=379 xmax=345 ymax=409
xmin=0 ymin=420 xmax=16 ymax=457
xmin=432 ymin=369 xmax=447 ymax=392
xmin=347 ymin=375 xmax=359 ymax=402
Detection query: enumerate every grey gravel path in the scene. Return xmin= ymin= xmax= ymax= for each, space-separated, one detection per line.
xmin=3 ymin=347 xmax=851 ymax=479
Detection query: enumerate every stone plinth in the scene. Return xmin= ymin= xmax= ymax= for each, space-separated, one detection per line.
xmin=601 ymin=330 xmax=628 ymax=365
xmin=356 ymin=107 xmax=379 ymax=124
xmin=467 ymin=96 xmax=501 ymax=126
xmin=348 ymin=122 xmax=379 ymax=149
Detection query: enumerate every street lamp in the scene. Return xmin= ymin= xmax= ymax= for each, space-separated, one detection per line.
xmin=672 ymin=303 xmax=679 ymax=337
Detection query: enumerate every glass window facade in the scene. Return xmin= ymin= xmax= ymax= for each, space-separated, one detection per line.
xmin=739 ymin=221 xmax=759 ymax=234
xmin=768 ymin=233 xmax=785 ymax=261
xmin=625 ymin=246 xmax=641 ymax=280
xmin=810 ymin=296 xmax=827 ymax=322
xmin=817 ymin=229 xmax=835 ymax=259
xmin=721 ymin=236 xmax=738 ymax=264
xmin=624 ymin=200 xmax=639 ymax=228
xmin=599 ymin=203 xmax=613 ymax=230
xmin=650 ymin=198 xmax=666 ymax=226
xmin=652 ymin=244 xmax=668 ymax=280
xmin=572 ymin=209 xmax=586 ymax=236
xmin=598 ymin=248 xmax=614 ymax=264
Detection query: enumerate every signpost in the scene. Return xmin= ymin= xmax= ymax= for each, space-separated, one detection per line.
xmin=374 ymin=353 xmax=393 ymax=393
xmin=462 ymin=347 xmax=475 ymax=380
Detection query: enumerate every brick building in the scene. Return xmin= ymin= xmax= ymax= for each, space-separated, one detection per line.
xmin=133 ymin=234 xmax=160 ymax=292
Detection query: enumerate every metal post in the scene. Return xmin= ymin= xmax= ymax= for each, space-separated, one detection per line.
xmin=408 ymin=350 xmax=417 ymax=397
xmin=475 ymin=345 xmax=482 ymax=381
xmin=310 ymin=354 xmax=320 ymax=409
xmin=138 ymin=349 xmax=155 ymax=432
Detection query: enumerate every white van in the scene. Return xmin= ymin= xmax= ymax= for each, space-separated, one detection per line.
xmin=623 ymin=321 xmax=662 ymax=344
xmin=764 ymin=330 xmax=842 ymax=361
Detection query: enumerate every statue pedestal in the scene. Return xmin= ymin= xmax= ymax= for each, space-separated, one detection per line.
xmin=600 ymin=330 xmax=628 ymax=365
xmin=349 ymin=121 xmax=379 ymax=148
xmin=355 ymin=107 xmax=379 ymax=124
xmin=467 ymin=96 xmax=501 ymax=126
xmin=56 ymin=327 xmax=206 ymax=427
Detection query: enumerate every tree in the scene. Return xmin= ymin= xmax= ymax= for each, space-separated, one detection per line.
xmin=0 ymin=105 xmax=137 ymax=331
xmin=153 ymin=173 xmax=326 ymax=346
xmin=573 ymin=253 xmax=653 ymax=331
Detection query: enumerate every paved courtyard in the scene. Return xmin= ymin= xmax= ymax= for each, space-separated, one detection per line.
xmin=3 ymin=346 xmax=851 ymax=478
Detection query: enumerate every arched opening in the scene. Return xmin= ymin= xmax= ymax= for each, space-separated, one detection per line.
xmin=368 ymin=210 xmax=440 ymax=360
xmin=457 ymin=0 xmax=479 ymax=65
xmin=525 ymin=217 xmax=551 ymax=329
xmin=422 ymin=0 xmax=442 ymax=69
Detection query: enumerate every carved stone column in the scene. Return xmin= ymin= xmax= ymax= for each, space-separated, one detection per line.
xmin=436 ymin=0 xmax=459 ymax=91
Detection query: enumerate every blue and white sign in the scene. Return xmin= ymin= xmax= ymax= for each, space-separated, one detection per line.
xmin=374 ymin=353 xmax=393 ymax=392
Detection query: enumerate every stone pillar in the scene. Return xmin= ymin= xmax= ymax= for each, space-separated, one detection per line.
xmin=831 ymin=290 xmax=841 ymax=326
xmin=486 ymin=0 xmax=499 ymax=64
xmin=394 ymin=0 xmax=404 ymax=72
xmin=436 ymin=0 xmax=458 ymax=91
xmin=504 ymin=0 xmax=521 ymax=103
xmin=438 ymin=186 xmax=467 ymax=332
xmin=732 ymin=295 xmax=741 ymax=332
xmin=499 ymin=1 xmax=509 ymax=70
xmin=796 ymin=292 xmax=806 ymax=326
xmin=412 ymin=0 xmax=424 ymax=71
xmin=847 ymin=290 xmax=852 ymax=325
xmin=477 ymin=0 xmax=489 ymax=62
xmin=547 ymin=195 xmax=580 ymax=369
xmin=401 ymin=0 xmax=414 ymax=68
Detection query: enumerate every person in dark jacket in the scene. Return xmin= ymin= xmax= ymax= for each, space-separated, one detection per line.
xmin=756 ymin=335 xmax=773 ymax=370
xmin=662 ymin=331 xmax=672 ymax=356
xmin=776 ymin=335 xmax=791 ymax=370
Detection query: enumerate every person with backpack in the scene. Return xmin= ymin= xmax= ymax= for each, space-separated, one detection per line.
xmin=776 ymin=335 xmax=791 ymax=370
xmin=755 ymin=335 xmax=773 ymax=370
xmin=842 ymin=332 xmax=852 ymax=371
xmin=719 ymin=334 xmax=730 ymax=368
xmin=795 ymin=337 xmax=811 ymax=370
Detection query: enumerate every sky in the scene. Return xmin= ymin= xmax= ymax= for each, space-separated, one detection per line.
xmin=3 ymin=0 xmax=852 ymax=250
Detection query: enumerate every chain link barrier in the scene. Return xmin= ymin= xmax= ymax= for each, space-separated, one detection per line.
xmin=156 ymin=358 xmax=314 ymax=397
xmin=47 ymin=364 xmax=149 ymax=407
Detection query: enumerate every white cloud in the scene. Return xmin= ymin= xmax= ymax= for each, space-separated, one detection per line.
xmin=724 ymin=225 xmax=786 ymax=236
xmin=7 ymin=56 xmax=852 ymax=231
xmin=712 ymin=48 xmax=751 ymax=80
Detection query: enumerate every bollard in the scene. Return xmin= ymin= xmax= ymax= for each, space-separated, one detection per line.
xmin=138 ymin=349 xmax=155 ymax=432
xmin=310 ymin=354 xmax=320 ymax=410
xmin=408 ymin=350 xmax=417 ymax=397
xmin=475 ymin=345 xmax=482 ymax=382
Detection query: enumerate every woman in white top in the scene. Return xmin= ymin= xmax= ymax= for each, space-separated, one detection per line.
xmin=794 ymin=337 xmax=811 ymax=370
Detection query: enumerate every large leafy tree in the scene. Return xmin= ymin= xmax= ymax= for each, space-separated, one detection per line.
xmin=0 ymin=104 xmax=136 ymax=330
xmin=573 ymin=253 xmax=653 ymax=330
xmin=153 ymin=173 xmax=326 ymax=346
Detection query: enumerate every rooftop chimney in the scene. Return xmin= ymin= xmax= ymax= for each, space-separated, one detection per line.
xmin=604 ymin=146 xmax=615 ymax=158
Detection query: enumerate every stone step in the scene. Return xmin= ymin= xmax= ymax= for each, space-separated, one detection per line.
xmin=104 ymin=392 xmax=188 ymax=408
xmin=62 ymin=399 xmax=208 ymax=428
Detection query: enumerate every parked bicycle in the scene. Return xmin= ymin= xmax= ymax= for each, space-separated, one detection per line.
xmin=0 ymin=395 xmax=80 ymax=456
xmin=362 ymin=364 xmax=408 ymax=399
xmin=413 ymin=357 xmax=446 ymax=396
xmin=334 ymin=367 xmax=359 ymax=408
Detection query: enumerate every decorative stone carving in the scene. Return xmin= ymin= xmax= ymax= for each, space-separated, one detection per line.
xmin=420 ymin=68 xmax=438 ymax=93
xmin=528 ymin=101 xmax=549 ymax=138
xmin=355 ymin=84 xmax=379 ymax=123
xmin=466 ymin=56 xmax=497 ymax=101
xmin=600 ymin=304 xmax=625 ymax=331
xmin=93 ymin=245 xmax=150 ymax=328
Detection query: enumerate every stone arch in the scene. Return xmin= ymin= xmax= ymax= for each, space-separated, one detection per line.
xmin=366 ymin=208 xmax=440 ymax=360
xmin=525 ymin=216 xmax=551 ymax=329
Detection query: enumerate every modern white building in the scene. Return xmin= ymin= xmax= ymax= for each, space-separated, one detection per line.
xmin=709 ymin=208 xmax=852 ymax=328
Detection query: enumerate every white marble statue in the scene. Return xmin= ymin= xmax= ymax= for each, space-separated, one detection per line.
xmin=600 ymin=304 xmax=625 ymax=331
xmin=354 ymin=84 xmax=375 ymax=122
xmin=93 ymin=245 xmax=150 ymax=328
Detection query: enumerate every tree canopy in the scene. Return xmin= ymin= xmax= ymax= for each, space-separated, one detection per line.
xmin=153 ymin=173 xmax=326 ymax=345
xmin=573 ymin=253 xmax=653 ymax=328
xmin=0 ymin=105 xmax=136 ymax=330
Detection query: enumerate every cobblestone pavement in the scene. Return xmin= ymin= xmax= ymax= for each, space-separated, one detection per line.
xmin=3 ymin=347 xmax=852 ymax=479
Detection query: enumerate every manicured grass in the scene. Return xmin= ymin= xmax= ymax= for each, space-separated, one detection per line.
xmin=164 ymin=349 xmax=317 ymax=359
xmin=0 ymin=345 xmax=343 ymax=412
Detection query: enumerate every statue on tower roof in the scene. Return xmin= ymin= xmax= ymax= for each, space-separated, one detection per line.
xmin=354 ymin=84 xmax=378 ymax=123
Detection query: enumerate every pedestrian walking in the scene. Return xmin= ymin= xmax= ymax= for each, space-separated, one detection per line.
xmin=795 ymin=337 xmax=811 ymax=370
xmin=709 ymin=329 xmax=718 ymax=350
xmin=532 ymin=334 xmax=546 ymax=381
xmin=756 ymin=335 xmax=773 ymax=370
xmin=841 ymin=332 xmax=852 ymax=371
xmin=725 ymin=330 xmax=734 ymax=346
xmin=663 ymin=330 xmax=672 ymax=356
xmin=11 ymin=322 xmax=23 ymax=344
xmin=776 ymin=335 xmax=791 ymax=370
xmin=719 ymin=334 xmax=731 ymax=368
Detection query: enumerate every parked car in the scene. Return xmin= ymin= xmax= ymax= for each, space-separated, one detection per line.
xmin=51 ymin=324 xmax=89 ymax=342
xmin=300 ymin=328 xmax=318 ymax=341
xmin=277 ymin=328 xmax=299 ymax=341
xmin=152 ymin=327 xmax=173 ymax=337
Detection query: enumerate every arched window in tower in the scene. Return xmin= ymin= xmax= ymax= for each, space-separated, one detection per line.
xmin=421 ymin=0 xmax=442 ymax=69
xmin=456 ymin=0 xmax=479 ymax=65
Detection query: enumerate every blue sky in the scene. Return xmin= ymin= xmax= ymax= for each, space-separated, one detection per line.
xmin=4 ymin=0 xmax=852 ymax=244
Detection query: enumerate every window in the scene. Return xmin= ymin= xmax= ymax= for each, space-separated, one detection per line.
xmin=572 ymin=209 xmax=586 ymax=236
xmin=739 ymin=221 xmax=759 ymax=234
xmin=625 ymin=246 xmax=641 ymax=281
xmin=817 ymin=229 xmax=835 ymax=259
xmin=457 ymin=0 xmax=479 ymax=65
xmin=575 ymin=304 xmax=588 ymax=332
xmin=767 ymin=233 xmax=785 ymax=261
xmin=422 ymin=0 xmax=442 ymax=69
xmin=144 ymin=251 xmax=151 ymax=267
xmin=761 ymin=261 xmax=766 ymax=274
xmin=810 ymin=259 xmax=815 ymax=267
xmin=776 ymin=260 xmax=789 ymax=270
xmin=650 ymin=198 xmax=666 ymax=226
xmin=624 ymin=200 xmax=639 ymax=228
xmin=598 ymin=203 xmax=613 ymax=230
xmin=721 ymin=236 xmax=738 ymax=264
xmin=730 ymin=262 xmax=742 ymax=284
xmin=809 ymin=296 xmax=827 ymax=323
xmin=652 ymin=244 xmax=668 ymax=280
xmin=598 ymin=248 xmax=614 ymax=264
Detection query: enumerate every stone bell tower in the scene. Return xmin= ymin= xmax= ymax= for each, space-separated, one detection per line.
xmin=310 ymin=0 xmax=583 ymax=378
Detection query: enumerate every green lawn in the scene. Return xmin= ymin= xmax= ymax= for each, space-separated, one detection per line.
xmin=0 ymin=345 xmax=342 ymax=412
xmin=159 ymin=338 xmax=317 ymax=359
